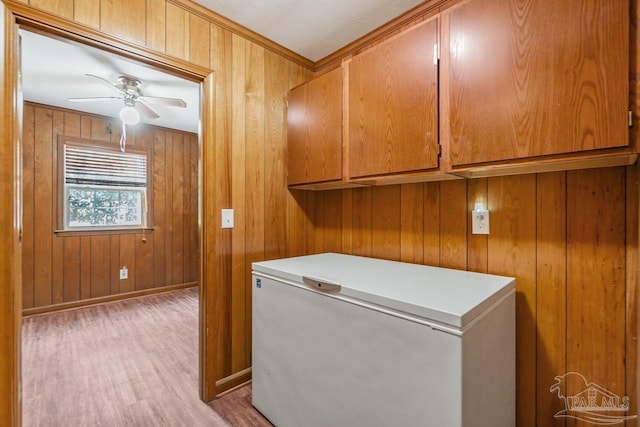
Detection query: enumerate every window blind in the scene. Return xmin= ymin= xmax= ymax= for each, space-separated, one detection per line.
xmin=64 ymin=145 xmax=147 ymax=187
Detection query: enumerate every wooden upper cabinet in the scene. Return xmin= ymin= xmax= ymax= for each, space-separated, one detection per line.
xmin=444 ymin=0 xmax=629 ymax=167
xmin=347 ymin=17 xmax=440 ymax=179
xmin=287 ymin=67 xmax=343 ymax=186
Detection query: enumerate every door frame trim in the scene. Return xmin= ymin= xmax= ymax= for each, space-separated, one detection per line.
xmin=0 ymin=3 xmax=221 ymax=424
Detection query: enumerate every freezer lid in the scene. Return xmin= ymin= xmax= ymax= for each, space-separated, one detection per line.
xmin=252 ymin=253 xmax=515 ymax=329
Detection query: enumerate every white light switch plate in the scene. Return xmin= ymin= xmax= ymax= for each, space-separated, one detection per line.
xmin=472 ymin=209 xmax=490 ymax=235
xmin=222 ymin=209 xmax=234 ymax=229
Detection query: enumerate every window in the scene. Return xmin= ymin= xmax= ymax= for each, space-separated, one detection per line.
xmin=61 ymin=140 xmax=151 ymax=231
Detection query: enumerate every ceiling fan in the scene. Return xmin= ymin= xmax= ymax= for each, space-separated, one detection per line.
xmin=69 ymin=74 xmax=187 ymax=124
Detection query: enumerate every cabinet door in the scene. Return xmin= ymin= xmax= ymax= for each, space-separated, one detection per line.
xmin=287 ymin=67 xmax=342 ymax=186
xmin=445 ymin=0 xmax=629 ymax=167
xmin=348 ymin=17 xmax=439 ymax=179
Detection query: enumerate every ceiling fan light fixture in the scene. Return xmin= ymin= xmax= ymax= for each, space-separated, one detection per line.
xmin=120 ymin=105 xmax=140 ymax=125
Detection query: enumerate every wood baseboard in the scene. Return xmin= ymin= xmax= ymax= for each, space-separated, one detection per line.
xmin=22 ymin=282 xmax=199 ymax=316
xmin=215 ymin=378 xmax=253 ymax=399
xmin=215 ymin=368 xmax=252 ymax=397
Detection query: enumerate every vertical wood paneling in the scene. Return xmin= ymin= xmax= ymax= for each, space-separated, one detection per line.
xmin=264 ymin=50 xmax=289 ymax=260
xmin=80 ymin=236 xmax=91 ymax=299
xmin=311 ymin=192 xmax=325 ymax=254
xmin=80 ymin=116 xmax=91 ymax=139
xmin=288 ymin=190 xmax=307 ymax=257
xmin=189 ymin=14 xmax=210 ymax=68
xmin=536 ymin=171 xmax=567 ymax=426
xmin=135 ymin=234 xmax=154 ymax=290
xmin=110 ymin=235 xmax=120 ymax=294
xmin=153 ymin=128 xmax=166 ymax=287
xmin=90 ymin=236 xmax=110 ymax=298
xmin=63 ymin=112 xmax=81 ymax=138
xmin=73 ymin=0 xmax=100 ymax=29
xmin=30 ymin=0 xmax=73 ymax=19
xmin=244 ymin=41 xmax=266 ymax=372
xmin=400 ymin=183 xmax=424 ymax=264
xmin=487 ymin=175 xmax=537 ymax=427
xmin=189 ymin=136 xmax=199 ymax=282
xmin=183 ymin=134 xmax=191 ymax=282
xmin=567 ymin=169 xmax=626 ymax=395
xmin=100 ymin=0 xmax=146 ymax=45
xmin=165 ymin=132 xmax=174 ymax=287
xmin=229 ymin=32 xmax=247 ymax=373
xmin=351 ymin=187 xmax=372 ymax=256
xmin=145 ymin=0 xmax=166 ymax=52
xmin=22 ymin=105 xmax=35 ymax=309
xmin=90 ymin=117 xmax=111 ymax=142
xmin=209 ymin=25 xmax=233 ymax=376
xmin=62 ymin=237 xmax=80 ymax=302
xmin=172 ymin=133 xmax=185 ymax=285
xmin=165 ymin=2 xmax=189 ymax=60
xmin=371 ymin=186 xmax=401 ymax=260
xmin=341 ymin=189 xmax=353 ymax=255
xmin=319 ymin=191 xmax=342 ymax=253
xmin=33 ymin=107 xmax=53 ymax=307
xmin=423 ymin=182 xmax=440 ymax=265
xmin=440 ymin=180 xmax=467 ymax=269
xmin=245 ymin=41 xmax=266 ymax=264
xmin=22 ymin=105 xmax=198 ymax=310
xmin=304 ymin=191 xmax=316 ymax=254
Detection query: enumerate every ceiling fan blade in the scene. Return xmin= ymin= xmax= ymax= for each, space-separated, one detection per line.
xmin=139 ymin=95 xmax=187 ymax=108
xmin=135 ymin=101 xmax=160 ymax=120
xmin=85 ymin=73 xmax=121 ymax=95
xmin=69 ymin=96 xmax=122 ymax=102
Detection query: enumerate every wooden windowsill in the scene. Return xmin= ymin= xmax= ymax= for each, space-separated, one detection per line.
xmin=54 ymin=227 xmax=155 ymax=237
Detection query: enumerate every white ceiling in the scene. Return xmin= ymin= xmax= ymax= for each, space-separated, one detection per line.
xmin=20 ymin=1 xmax=425 ymax=132
xmin=20 ymin=30 xmax=200 ymax=133
xmin=194 ymin=0 xmax=426 ymax=62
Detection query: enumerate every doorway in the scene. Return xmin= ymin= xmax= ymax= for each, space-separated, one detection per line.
xmin=19 ymin=29 xmax=202 ymax=311
xmin=0 ymin=4 xmax=220 ymax=423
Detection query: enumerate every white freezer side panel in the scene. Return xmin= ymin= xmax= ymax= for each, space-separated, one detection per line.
xmin=462 ymin=292 xmax=516 ymax=426
xmin=252 ymin=275 xmax=462 ymax=427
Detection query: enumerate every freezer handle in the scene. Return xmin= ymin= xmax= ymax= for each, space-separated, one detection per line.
xmin=302 ymin=275 xmax=342 ymax=293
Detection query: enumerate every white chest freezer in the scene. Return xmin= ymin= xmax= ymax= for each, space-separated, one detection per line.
xmin=252 ymin=253 xmax=515 ymax=427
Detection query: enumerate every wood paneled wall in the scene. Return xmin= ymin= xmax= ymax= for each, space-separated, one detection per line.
xmin=221 ymin=32 xmax=312 ymax=377
xmin=3 ymin=0 xmax=313 ymax=400
xmin=294 ymin=166 xmax=638 ymax=426
xmin=21 ymin=102 xmax=199 ymax=311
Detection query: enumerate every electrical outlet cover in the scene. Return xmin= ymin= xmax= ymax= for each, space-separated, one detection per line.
xmin=472 ymin=210 xmax=490 ymax=235
xmin=222 ymin=209 xmax=234 ymax=229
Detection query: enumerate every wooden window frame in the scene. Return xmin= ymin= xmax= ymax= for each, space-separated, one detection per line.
xmin=56 ymin=135 xmax=154 ymax=235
